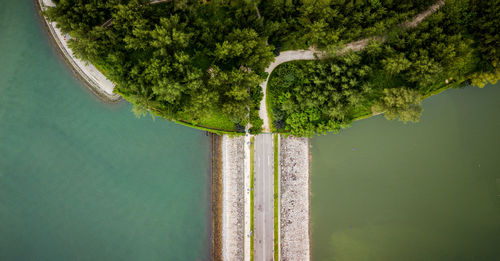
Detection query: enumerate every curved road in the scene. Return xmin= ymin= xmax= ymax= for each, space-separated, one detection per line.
xmin=258 ymin=0 xmax=445 ymax=132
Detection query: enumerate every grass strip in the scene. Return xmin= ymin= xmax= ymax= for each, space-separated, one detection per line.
xmin=273 ymin=134 xmax=279 ymax=260
xmin=250 ymin=137 xmax=255 ymax=261
xmin=174 ymin=119 xmax=241 ymax=135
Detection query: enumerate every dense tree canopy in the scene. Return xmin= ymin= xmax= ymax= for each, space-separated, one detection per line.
xmin=268 ymin=53 xmax=373 ymax=136
xmin=260 ymin=0 xmax=437 ymax=49
xmin=375 ymin=88 xmax=423 ymax=122
xmin=268 ymin=0 xmax=499 ymax=136
xmin=45 ymin=0 xmax=499 ymax=135
xmin=46 ymin=0 xmax=269 ymax=131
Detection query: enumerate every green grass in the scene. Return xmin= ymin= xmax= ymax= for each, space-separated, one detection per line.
xmin=273 ymin=134 xmax=279 ymax=260
xmin=265 ymin=82 xmax=277 ymax=133
xmin=250 ymin=137 xmax=255 ymax=261
xmin=192 ymin=110 xmax=237 ymax=131
xmin=172 ymin=119 xmax=241 ymax=135
xmin=174 ymin=109 xmax=240 ymax=134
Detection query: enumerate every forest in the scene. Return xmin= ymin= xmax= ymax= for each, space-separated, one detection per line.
xmin=267 ymin=0 xmax=500 ymax=136
xmin=45 ymin=0 xmax=499 ymax=136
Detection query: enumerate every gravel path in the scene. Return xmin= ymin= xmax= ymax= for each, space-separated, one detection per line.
xmin=402 ymin=0 xmax=445 ymax=29
xmin=259 ymin=0 xmax=445 ymax=132
xmin=259 ymin=49 xmax=326 ymax=132
xmin=279 ymin=136 xmax=310 ymax=261
xmin=222 ymin=136 xmax=246 ymax=260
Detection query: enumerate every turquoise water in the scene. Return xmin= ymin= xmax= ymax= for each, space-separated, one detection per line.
xmin=311 ymin=83 xmax=500 ymax=260
xmin=0 ymin=1 xmax=209 ymax=260
xmin=3 ymin=2 xmax=500 ymax=261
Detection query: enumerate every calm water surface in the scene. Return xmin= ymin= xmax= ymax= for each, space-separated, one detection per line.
xmin=0 ymin=1 xmax=209 ymax=260
xmin=3 ymin=1 xmax=500 ymax=261
xmin=311 ymin=83 xmax=500 ymax=260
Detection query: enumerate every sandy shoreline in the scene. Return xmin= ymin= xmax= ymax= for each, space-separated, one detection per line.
xmin=35 ymin=0 xmax=121 ymax=103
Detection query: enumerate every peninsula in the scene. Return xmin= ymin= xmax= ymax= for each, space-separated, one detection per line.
xmin=38 ymin=0 xmax=499 ymax=260
xmin=40 ymin=0 xmax=499 ymax=135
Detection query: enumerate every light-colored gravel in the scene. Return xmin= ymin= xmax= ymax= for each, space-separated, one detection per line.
xmin=222 ymin=136 xmax=246 ymax=260
xmin=280 ymin=136 xmax=310 ymax=261
xmin=39 ymin=0 xmax=120 ymax=102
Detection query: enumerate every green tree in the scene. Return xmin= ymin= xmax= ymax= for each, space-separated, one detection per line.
xmin=406 ymin=51 xmax=442 ymax=86
xmin=213 ymin=28 xmax=274 ymax=72
xmin=375 ymin=88 xmax=423 ymax=123
xmin=472 ymin=0 xmax=500 ymax=65
xmin=382 ymin=54 xmax=411 ymax=75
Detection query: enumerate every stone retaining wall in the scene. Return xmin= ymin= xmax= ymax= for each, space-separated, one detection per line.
xmin=280 ymin=136 xmax=310 ymax=261
xmin=222 ymin=136 xmax=245 ymax=260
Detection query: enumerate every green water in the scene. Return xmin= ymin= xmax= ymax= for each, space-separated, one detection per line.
xmin=311 ymin=83 xmax=500 ymax=260
xmin=0 ymin=1 xmax=209 ymax=260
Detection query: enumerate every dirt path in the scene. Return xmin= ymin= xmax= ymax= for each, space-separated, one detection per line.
xmin=259 ymin=0 xmax=446 ymax=132
xmin=101 ymin=0 xmax=172 ymax=28
xmin=402 ymin=0 xmax=445 ymax=29
xmin=149 ymin=0 xmax=172 ymax=4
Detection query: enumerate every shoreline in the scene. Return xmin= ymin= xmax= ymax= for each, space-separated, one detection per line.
xmin=35 ymin=0 xmax=121 ymax=103
xmin=210 ymin=133 xmax=223 ymax=260
xmin=262 ymin=0 xmax=446 ymax=133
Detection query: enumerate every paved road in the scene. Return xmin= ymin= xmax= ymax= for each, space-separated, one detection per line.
xmin=253 ymin=134 xmax=274 ymax=261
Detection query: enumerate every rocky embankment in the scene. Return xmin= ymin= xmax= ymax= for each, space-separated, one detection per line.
xmin=221 ymin=136 xmax=245 ymax=260
xmin=280 ymin=136 xmax=310 ymax=260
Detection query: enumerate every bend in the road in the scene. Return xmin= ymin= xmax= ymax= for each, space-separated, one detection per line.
xmin=258 ymin=0 xmax=445 ymax=132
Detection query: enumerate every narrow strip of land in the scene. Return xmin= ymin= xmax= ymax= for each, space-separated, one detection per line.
xmin=273 ymin=134 xmax=280 ymax=261
xmin=244 ymin=134 xmax=252 ymax=261
xmin=40 ymin=1 xmax=447 ymax=260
